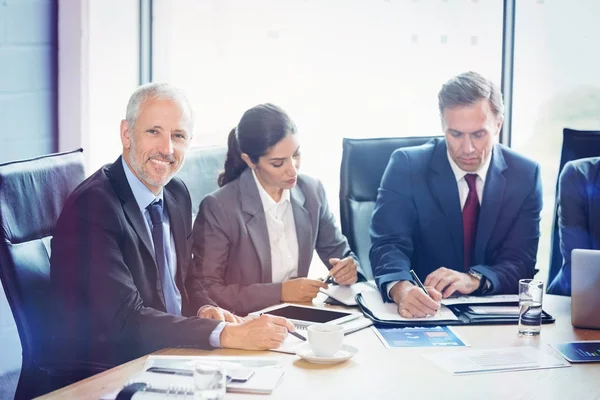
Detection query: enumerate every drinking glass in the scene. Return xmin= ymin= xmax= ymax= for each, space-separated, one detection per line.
xmin=193 ymin=362 xmax=226 ymax=400
xmin=518 ymin=279 xmax=544 ymax=336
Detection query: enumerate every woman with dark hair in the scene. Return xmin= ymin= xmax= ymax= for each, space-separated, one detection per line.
xmin=190 ymin=103 xmax=359 ymax=315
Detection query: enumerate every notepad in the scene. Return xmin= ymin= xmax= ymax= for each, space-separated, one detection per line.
xmin=320 ymin=281 xmax=379 ymax=306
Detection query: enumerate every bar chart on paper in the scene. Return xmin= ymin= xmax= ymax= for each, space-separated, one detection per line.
xmin=552 ymin=341 xmax=600 ymax=363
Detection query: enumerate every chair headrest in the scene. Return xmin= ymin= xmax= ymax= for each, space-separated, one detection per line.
xmin=0 ymin=149 xmax=85 ymax=244
xmin=340 ymin=137 xmax=436 ymax=201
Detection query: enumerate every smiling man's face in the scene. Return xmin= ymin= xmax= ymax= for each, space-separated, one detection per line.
xmin=121 ymin=97 xmax=191 ymax=194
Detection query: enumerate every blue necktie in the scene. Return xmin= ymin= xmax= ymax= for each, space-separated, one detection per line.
xmin=147 ymin=200 xmax=181 ymax=315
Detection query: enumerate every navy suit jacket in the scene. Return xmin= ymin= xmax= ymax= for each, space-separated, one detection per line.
xmin=548 ymin=157 xmax=600 ymax=296
xmin=50 ymin=156 xmax=220 ymax=366
xmin=370 ymin=138 xmax=542 ymax=299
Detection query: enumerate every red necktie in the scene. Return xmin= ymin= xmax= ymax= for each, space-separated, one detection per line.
xmin=462 ymin=174 xmax=479 ymax=271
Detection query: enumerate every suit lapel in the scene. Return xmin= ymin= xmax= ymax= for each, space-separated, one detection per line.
xmin=475 ymin=145 xmax=507 ymax=264
xmin=240 ymin=169 xmax=272 ymax=282
xmin=108 ymin=158 xmax=165 ymax=306
xmin=108 ymin=158 xmax=156 ymax=265
xmin=291 ymin=185 xmax=312 ymax=277
xmin=429 ymin=140 xmax=463 ymax=264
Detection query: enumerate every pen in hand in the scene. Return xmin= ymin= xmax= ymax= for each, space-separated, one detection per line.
xmin=409 ymin=269 xmax=431 ymax=299
xmin=319 ymin=274 xmax=334 ymax=285
xmin=259 ymin=313 xmax=306 ymax=341
xmin=288 ymin=330 xmax=306 ymax=341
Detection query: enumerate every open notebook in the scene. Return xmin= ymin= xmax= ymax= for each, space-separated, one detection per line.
xmin=100 ymin=355 xmax=284 ymax=399
xmin=359 ymin=290 xmax=459 ymax=323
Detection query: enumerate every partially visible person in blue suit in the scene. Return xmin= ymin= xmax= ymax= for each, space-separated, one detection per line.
xmin=548 ymin=157 xmax=600 ymax=296
xmin=370 ymin=71 xmax=543 ymax=318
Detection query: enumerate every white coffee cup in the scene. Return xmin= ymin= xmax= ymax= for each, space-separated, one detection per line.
xmin=307 ymin=324 xmax=344 ymax=357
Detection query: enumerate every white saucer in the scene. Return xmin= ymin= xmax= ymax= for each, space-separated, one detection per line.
xmin=295 ymin=343 xmax=358 ymax=365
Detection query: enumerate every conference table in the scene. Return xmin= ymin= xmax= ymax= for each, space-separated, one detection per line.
xmin=38 ymin=294 xmax=600 ymax=400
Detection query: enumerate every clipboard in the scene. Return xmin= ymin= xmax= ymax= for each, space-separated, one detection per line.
xmin=356 ymin=293 xmax=555 ymax=326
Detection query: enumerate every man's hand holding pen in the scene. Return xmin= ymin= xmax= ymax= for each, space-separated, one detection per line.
xmin=389 ymin=270 xmax=442 ymax=318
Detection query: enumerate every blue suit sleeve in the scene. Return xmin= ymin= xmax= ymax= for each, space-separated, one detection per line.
xmin=369 ymin=150 xmax=416 ymax=300
xmin=549 ymin=162 xmax=591 ymax=295
xmin=472 ymin=165 xmax=543 ymax=294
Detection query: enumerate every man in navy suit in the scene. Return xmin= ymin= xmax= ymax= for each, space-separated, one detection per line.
xmin=370 ymin=71 xmax=542 ymax=318
xmin=547 ymin=157 xmax=600 ymax=296
xmin=51 ymin=83 xmax=294 ymax=366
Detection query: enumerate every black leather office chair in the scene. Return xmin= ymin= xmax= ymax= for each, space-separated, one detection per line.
xmin=0 ymin=149 xmax=109 ymax=399
xmin=176 ymin=146 xmax=227 ymax=220
xmin=339 ymin=136 xmax=438 ymax=280
xmin=547 ymin=128 xmax=600 ymax=295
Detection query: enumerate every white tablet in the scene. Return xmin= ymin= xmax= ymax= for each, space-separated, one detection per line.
xmin=250 ymin=303 xmax=361 ymax=326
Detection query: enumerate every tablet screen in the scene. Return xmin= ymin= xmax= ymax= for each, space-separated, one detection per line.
xmin=265 ymin=305 xmax=353 ymax=323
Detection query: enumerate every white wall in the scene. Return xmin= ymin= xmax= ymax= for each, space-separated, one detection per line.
xmin=59 ymin=0 xmax=139 ymax=174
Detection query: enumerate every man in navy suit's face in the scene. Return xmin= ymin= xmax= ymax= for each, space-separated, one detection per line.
xmin=442 ymin=98 xmax=503 ymax=173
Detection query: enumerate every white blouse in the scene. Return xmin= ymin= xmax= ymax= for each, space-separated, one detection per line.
xmin=252 ymin=170 xmax=299 ymax=283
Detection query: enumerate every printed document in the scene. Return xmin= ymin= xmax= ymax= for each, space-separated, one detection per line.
xmin=423 ymin=346 xmax=570 ymax=375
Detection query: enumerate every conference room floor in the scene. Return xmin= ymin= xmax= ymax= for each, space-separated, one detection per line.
xmin=38 ymin=294 xmax=600 ymax=400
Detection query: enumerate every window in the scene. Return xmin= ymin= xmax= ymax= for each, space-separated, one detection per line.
xmin=512 ymin=0 xmax=600 ymax=284
xmin=153 ymin=0 xmax=504 ymax=217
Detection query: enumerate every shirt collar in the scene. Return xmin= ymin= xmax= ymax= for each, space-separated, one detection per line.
xmin=251 ymin=169 xmax=290 ymax=213
xmin=446 ymin=146 xmax=493 ymax=184
xmin=121 ymin=156 xmax=164 ymax=213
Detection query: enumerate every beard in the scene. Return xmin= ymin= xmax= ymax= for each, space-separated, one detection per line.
xmin=129 ymin=135 xmax=179 ymax=189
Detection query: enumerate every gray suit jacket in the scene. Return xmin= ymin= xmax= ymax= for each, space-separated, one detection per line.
xmin=191 ymin=168 xmax=354 ymax=315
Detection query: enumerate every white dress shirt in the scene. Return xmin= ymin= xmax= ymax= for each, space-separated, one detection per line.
xmin=386 ymin=149 xmax=493 ymax=298
xmin=447 ymin=149 xmax=491 ymax=210
xmin=252 ymin=170 xmax=299 ymax=283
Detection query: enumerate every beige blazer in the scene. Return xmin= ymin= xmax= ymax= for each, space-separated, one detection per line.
xmin=190 ymin=168 xmax=354 ymax=315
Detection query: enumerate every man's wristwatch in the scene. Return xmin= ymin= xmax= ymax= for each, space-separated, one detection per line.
xmin=467 ymin=269 xmax=487 ymax=292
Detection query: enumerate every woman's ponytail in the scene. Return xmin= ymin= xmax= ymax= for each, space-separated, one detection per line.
xmin=218 ymin=128 xmax=248 ymax=187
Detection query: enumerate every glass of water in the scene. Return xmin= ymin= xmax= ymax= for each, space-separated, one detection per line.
xmin=193 ymin=362 xmax=226 ymax=400
xmin=518 ymin=279 xmax=544 ymax=336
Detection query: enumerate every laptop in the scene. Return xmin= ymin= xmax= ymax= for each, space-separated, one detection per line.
xmin=571 ymin=249 xmax=600 ymax=329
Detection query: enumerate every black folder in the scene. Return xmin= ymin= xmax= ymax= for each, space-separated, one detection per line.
xmin=356 ymin=293 xmax=555 ymax=326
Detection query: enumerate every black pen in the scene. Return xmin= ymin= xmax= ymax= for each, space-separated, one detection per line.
xmin=409 ymin=269 xmax=432 ymax=299
xmin=288 ymin=330 xmax=306 ymax=341
xmin=147 ymin=367 xmax=193 ymax=376
xmin=259 ymin=313 xmax=306 ymax=341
